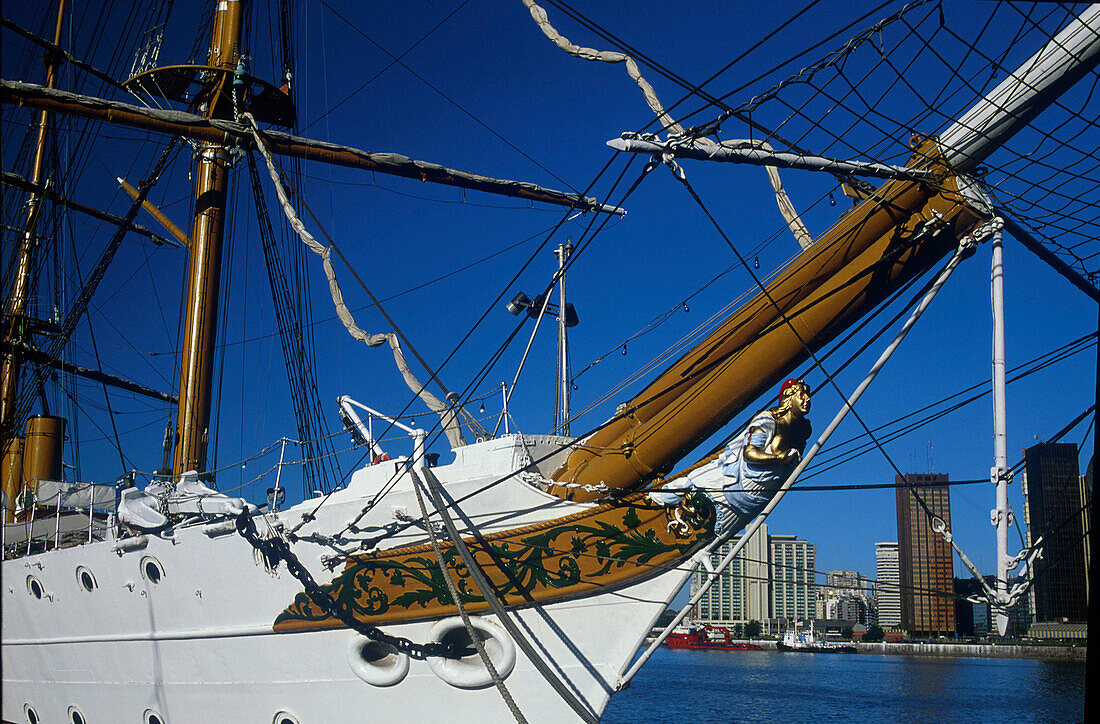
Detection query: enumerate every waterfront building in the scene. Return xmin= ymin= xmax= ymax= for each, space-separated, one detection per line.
xmin=1022 ymin=443 xmax=1087 ymax=623
xmin=692 ymin=523 xmax=770 ymax=624
xmin=826 ymin=570 xmax=867 ymax=592
xmin=824 ymin=594 xmax=865 ymax=622
xmin=770 ymin=535 xmax=816 ymax=622
xmin=874 ymin=542 xmax=902 ymax=626
xmin=817 ymin=569 xmax=872 ymax=624
xmin=690 ymin=524 xmax=816 ymax=629
xmin=896 ymin=474 xmax=956 ymax=637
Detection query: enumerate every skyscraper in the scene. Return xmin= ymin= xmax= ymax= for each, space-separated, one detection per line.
xmin=770 ymin=534 xmax=816 ymax=622
xmin=692 ymin=523 xmax=770 ymax=624
xmin=874 ymin=542 xmax=901 ymax=626
xmin=690 ymin=524 xmax=815 ymax=626
xmin=1022 ymin=442 xmax=1087 ymax=623
xmin=896 ymin=474 xmax=955 ymax=637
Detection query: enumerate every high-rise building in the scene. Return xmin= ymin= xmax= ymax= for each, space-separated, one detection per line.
xmin=770 ymin=535 xmax=816 ymax=621
xmin=690 ymin=524 xmax=815 ymax=626
xmin=826 ymin=570 xmax=867 ymax=593
xmin=896 ymin=474 xmax=955 ymax=637
xmin=817 ymin=569 xmax=872 ymax=624
xmin=692 ymin=523 xmax=770 ymax=624
xmin=874 ymin=542 xmax=901 ymax=626
xmin=1022 ymin=443 xmax=1087 ymax=623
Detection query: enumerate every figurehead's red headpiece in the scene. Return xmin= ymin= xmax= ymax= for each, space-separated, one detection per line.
xmin=779 ymin=378 xmax=804 ymax=397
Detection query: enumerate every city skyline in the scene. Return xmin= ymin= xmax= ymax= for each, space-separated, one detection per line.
xmin=679 ymin=449 xmax=1093 ymax=639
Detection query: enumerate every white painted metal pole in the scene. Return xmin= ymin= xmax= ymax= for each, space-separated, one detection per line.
xmin=555 ymin=240 xmax=573 ymax=435
xmin=273 ymin=437 xmax=286 ymax=509
xmin=991 ymin=223 xmax=1010 ymax=636
xmin=412 ymin=429 xmax=427 ymax=470
xmin=620 ymin=237 xmax=976 ymax=688
xmin=493 ymin=292 xmax=555 ymax=438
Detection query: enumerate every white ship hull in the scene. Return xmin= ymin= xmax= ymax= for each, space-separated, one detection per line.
xmin=3 ymin=436 xmax=694 ymax=723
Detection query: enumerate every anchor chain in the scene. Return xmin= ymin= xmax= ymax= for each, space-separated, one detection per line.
xmin=234 ymin=511 xmax=460 ymax=659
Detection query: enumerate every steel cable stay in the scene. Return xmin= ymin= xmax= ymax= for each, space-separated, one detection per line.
xmin=313 ymin=0 xmax=574 ymax=195
xmin=270 ymin=148 xmax=657 ymax=545
xmin=640 ymin=1 xmax=1100 ymax=288
xmin=464 ymin=502 xmax=1096 ymax=612
xmin=538 ymin=0 xmax=896 ymax=195
xmin=236 ymin=169 xmax=1086 ymax=552
xmin=412 ymin=466 xmax=608 ymax=724
xmin=324 ymin=294 xmax=1091 ymax=557
xmin=227 ymin=10 xmax=1097 ymax=707
xmin=759 ymin=4 xmax=1098 ymax=180
xmin=246 ymin=150 xmax=343 ymax=496
xmin=409 ymin=469 xmax=529 ymax=724
xmin=308 ymin=231 xmax=1091 ymax=620
xmin=236 ymin=260 xmax=1086 ymax=699
xmin=805 ymin=382 xmax=1093 ymax=479
xmin=801 ymin=338 xmax=1096 ymax=478
xmin=566 ymin=166 xmax=978 ymax=445
xmin=8 ymin=136 xmax=183 ymax=440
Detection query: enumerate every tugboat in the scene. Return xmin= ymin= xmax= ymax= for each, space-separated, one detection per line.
xmin=665 ymin=625 xmax=762 ymax=651
xmin=776 ymin=623 xmax=857 ymax=654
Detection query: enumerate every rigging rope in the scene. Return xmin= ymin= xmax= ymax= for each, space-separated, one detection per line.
xmin=242 ymin=112 xmax=467 ymax=450
xmin=523 ymin=0 xmax=813 ymax=249
xmin=246 ymin=150 xmax=342 ymax=495
xmin=415 ymin=467 xmax=601 ymax=724
xmin=409 ymin=471 xmax=529 ymax=724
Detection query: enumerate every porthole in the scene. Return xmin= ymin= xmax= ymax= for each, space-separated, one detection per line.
xmin=272 ymin=712 xmax=299 ymax=724
xmin=25 ymin=575 xmax=43 ymax=600
xmin=67 ymin=706 xmax=85 ymax=724
xmin=24 ymin=704 xmax=39 ymax=724
xmin=76 ymin=566 xmax=97 ymax=592
xmin=140 ymin=556 xmax=164 ymax=585
xmin=143 ymin=709 xmax=166 ymax=724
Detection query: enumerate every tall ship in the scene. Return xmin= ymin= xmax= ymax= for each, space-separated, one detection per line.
xmin=2 ymin=1 xmax=1096 ymax=722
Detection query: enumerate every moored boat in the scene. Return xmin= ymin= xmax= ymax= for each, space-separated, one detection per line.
xmin=665 ymin=625 xmax=762 ymax=651
xmin=776 ymin=627 xmax=858 ymax=654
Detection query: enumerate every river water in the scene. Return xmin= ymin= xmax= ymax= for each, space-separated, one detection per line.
xmin=601 ymin=647 xmax=1085 ymax=723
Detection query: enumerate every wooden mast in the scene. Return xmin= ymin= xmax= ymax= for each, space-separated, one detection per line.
xmin=1 ymin=0 xmax=67 ymax=520
xmin=171 ymin=0 xmax=243 ymax=477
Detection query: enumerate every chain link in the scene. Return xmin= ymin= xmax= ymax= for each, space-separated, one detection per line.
xmin=234 ymin=512 xmax=459 ymax=659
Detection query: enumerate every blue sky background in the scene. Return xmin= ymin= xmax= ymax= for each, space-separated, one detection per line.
xmin=3 ymin=1 xmax=1095 ymax=591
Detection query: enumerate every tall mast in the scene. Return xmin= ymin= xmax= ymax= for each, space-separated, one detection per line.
xmin=172 ymin=0 xmax=243 ymax=476
xmin=1 ymin=0 xmax=67 ymax=517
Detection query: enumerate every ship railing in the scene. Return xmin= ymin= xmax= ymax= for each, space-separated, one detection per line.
xmin=2 ymin=478 xmax=120 ymax=559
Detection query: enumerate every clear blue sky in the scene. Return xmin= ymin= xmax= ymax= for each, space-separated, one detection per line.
xmin=3 ymin=1 xmax=1095 ymax=588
